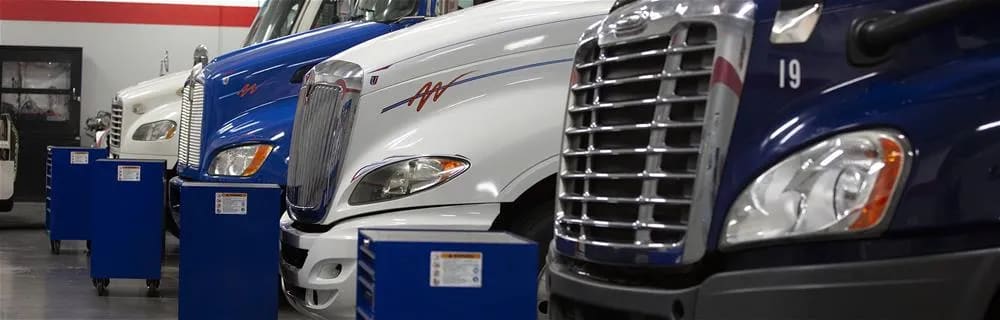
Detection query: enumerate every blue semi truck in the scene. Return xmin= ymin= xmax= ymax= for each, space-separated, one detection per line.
xmin=169 ymin=0 xmax=479 ymax=226
xmin=546 ymin=0 xmax=1000 ymax=319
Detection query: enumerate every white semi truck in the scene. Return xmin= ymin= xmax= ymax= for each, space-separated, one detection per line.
xmin=0 ymin=113 xmax=17 ymax=212
xmin=279 ymin=0 xmax=612 ymax=318
xmin=110 ymin=0 xmax=347 ymax=168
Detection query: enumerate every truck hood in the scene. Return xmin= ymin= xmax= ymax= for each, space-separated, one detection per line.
xmin=114 ymin=70 xmax=188 ymax=148
xmin=200 ymin=21 xmax=396 ymax=134
xmin=292 ymin=0 xmax=612 ymax=224
xmin=332 ymin=0 xmax=612 ymax=93
xmin=179 ymin=21 xmax=398 ymax=179
xmin=118 ymin=70 xmax=188 ymax=103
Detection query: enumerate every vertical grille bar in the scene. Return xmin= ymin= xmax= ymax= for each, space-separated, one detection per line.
xmin=109 ymin=100 xmax=123 ymax=149
xmin=177 ymin=81 xmax=204 ymax=169
xmin=556 ymin=22 xmax=718 ymax=265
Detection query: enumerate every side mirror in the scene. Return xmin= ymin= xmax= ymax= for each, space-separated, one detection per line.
xmin=193 ymin=45 xmax=210 ymax=66
xmin=848 ymin=0 xmax=996 ymax=66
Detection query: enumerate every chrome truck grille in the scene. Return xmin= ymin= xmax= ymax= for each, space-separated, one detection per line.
xmin=555 ymin=0 xmax=754 ymax=267
xmin=109 ymin=97 xmax=123 ymax=149
xmin=177 ymin=78 xmax=205 ymax=169
xmin=286 ymin=60 xmax=363 ymax=224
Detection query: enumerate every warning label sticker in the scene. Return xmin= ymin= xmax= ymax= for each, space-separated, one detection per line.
xmin=70 ymin=151 xmax=89 ymax=165
xmin=215 ymin=192 xmax=248 ymax=215
xmin=117 ymin=165 xmax=140 ymax=181
xmin=430 ymin=251 xmax=483 ymax=288
xmin=0 ymin=141 xmax=9 ymax=149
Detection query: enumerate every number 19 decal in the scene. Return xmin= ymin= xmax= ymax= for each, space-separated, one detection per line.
xmin=779 ymin=59 xmax=801 ymax=89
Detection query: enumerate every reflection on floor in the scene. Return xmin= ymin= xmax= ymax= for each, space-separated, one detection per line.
xmin=0 ymin=202 xmax=309 ymax=320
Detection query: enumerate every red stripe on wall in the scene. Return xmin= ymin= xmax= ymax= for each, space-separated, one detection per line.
xmin=0 ymin=1 xmax=258 ymax=27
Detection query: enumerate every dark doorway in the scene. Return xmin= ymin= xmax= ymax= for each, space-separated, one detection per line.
xmin=0 ymin=46 xmax=82 ymax=202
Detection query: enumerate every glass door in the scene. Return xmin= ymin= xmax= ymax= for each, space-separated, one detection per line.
xmin=0 ymin=46 xmax=82 ymax=202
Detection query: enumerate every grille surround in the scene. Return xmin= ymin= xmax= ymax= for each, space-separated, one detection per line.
xmin=286 ymin=60 xmax=364 ymax=224
xmin=177 ymin=65 xmax=205 ymax=170
xmin=555 ymin=0 xmax=755 ymax=267
xmin=109 ymin=96 xmax=123 ymax=150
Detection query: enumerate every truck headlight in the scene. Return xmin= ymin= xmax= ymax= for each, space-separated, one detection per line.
xmin=208 ymin=144 xmax=273 ymax=177
xmin=131 ymin=120 xmax=176 ymax=141
xmin=349 ymin=156 xmax=469 ymax=204
xmin=723 ymin=130 xmax=910 ymax=246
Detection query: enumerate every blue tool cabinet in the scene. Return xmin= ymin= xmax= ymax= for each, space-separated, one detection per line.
xmin=45 ymin=146 xmax=108 ymax=254
xmin=357 ymin=230 xmax=537 ymax=320
xmin=178 ymin=182 xmax=282 ymax=320
xmin=89 ymin=159 xmax=166 ymax=297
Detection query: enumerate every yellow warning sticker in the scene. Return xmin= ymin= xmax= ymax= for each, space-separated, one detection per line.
xmin=70 ymin=151 xmax=89 ymax=165
xmin=117 ymin=165 xmax=141 ymax=181
xmin=215 ymin=192 xmax=248 ymax=215
xmin=430 ymin=251 xmax=483 ymax=288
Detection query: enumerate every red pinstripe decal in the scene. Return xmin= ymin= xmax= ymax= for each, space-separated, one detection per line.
xmin=711 ymin=57 xmax=744 ymax=97
xmin=0 ymin=0 xmax=258 ymax=27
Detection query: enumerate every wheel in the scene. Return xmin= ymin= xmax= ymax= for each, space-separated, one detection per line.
xmin=96 ymin=279 xmax=109 ymax=296
xmin=986 ymin=289 xmax=1000 ymax=319
xmin=91 ymin=278 xmax=99 ymax=288
xmin=165 ymin=207 xmax=180 ymax=238
xmin=504 ymin=198 xmax=555 ymax=271
xmin=0 ymin=199 xmax=12 ymax=212
xmin=146 ymin=280 xmax=160 ymax=297
xmin=537 ymin=261 xmax=551 ymax=320
xmin=86 ymin=240 xmax=92 ymax=256
xmin=49 ymin=240 xmax=61 ymax=255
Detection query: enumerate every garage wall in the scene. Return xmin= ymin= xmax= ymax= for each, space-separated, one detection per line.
xmin=0 ymin=0 xmax=261 ymax=145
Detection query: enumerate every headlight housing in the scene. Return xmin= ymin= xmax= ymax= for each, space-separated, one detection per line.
xmin=207 ymin=144 xmax=274 ymax=177
xmin=131 ymin=120 xmax=176 ymax=141
xmin=723 ymin=130 xmax=910 ymax=246
xmin=349 ymin=156 xmax=469 ymax=205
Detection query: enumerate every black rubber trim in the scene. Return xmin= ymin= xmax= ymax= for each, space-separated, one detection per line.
xmin=290 ymin=203 xmax=496 ymax=234
xmin=550 ymin=247 xmax=1000 ymax=320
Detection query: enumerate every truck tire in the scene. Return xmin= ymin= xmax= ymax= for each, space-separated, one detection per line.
xmin=0 ymin=199 xmax=12 ymax=212
xmin=505 ymin=199 xmax=555 ymax=271
xmin=164 ymin=210 xmax=180 ymax=238
xmin=986 ymin=289 xmax=1000 ymax=320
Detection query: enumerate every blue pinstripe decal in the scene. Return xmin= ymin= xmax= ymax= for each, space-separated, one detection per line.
xmin=379 ymin=58 xmax=574 ymax=113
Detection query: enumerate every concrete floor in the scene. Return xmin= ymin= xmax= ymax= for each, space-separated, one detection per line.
xmin=0 ymin=202 xmax=309 ymax=320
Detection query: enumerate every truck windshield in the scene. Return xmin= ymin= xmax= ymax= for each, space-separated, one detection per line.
xmin=244 ymin=0 xmax=309 ymax=46
xmin=312 ymin=0 xmax=346 ymax=28
xmin=351 ymin=0 xmax=418 ymax=23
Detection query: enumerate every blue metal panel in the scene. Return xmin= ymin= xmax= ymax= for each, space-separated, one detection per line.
xmin=358 ymin=230 xmax=537 ymax=320
xmin=89 ymin=159 xmax=165 ymax=280
xmin=46 ymin=147 xmax=108 ymax=241
xmin=712 ymin=1 xmax=1000 ymax=256
xmin=178 ymin=182 xmax=282 ymax=320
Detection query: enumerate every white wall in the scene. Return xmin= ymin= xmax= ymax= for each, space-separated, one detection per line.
xmin=0 ymin=1 xmax=258 ymax=145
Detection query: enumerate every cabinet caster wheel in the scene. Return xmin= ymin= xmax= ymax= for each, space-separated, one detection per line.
xmin=50 ymin=240 xmax=61 ymax=255
xmin=86 ymin=240 xmax=92 ymax=256
xmin=146 ymin=280 xmax=160 ymax=297
xmin=95 ymin=279 xmax=109 ymax=296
